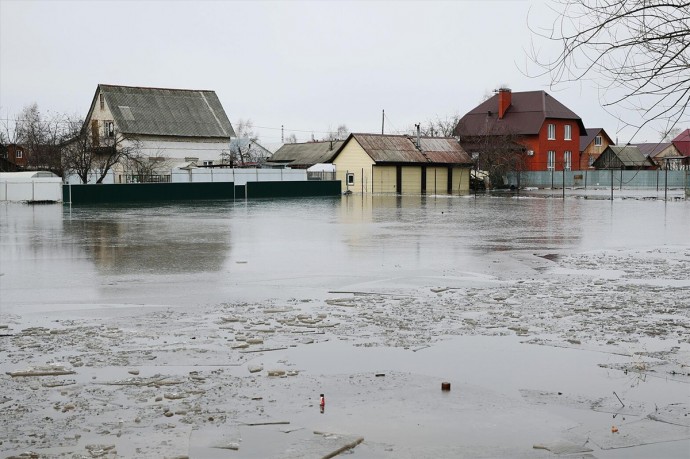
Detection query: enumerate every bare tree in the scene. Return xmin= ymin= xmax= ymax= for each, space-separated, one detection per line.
xmin=61 ymin=117 xmax=142 ymax=184
xmin=7 ymin=103 xmax=65 ymax=175
xmin=418 ymin=114 xmax=461 ymax=137
xmin=326 ymin=124 xmax=349 ymax=140
xmin=284 ymin=133 xmax=298 ymax=144
xmin=529 ymin=1 xmax=690 ymax=135
xmin=455 ymin=119 xmax=526 ymax=188
xmin=223 ymin=118 xmax=262 ymax=166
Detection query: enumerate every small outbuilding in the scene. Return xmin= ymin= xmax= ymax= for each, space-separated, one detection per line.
xmin=592 ymin=145 xmax=656 ymax=170
xmin=0 ymin=171 xmax=63 ymax=202
xmin=266 ymin=140 xmax=344 ymax=169
xmin=330 ymin=134 xmax=473 ymax=194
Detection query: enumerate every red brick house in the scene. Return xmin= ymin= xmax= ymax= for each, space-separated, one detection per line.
xmin=455 ymin=89 xmax=586 ymax=172
xmin=5 ymin=144 xmax=27 ymax=167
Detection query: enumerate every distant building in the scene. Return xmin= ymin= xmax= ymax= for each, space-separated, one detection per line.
xmin=266 ymin=140 xmax=344 ymax=169
xmin=629 ymin=142 xmax=680 ymax=169
xmin=592 ymin=145 xmax=656 ymax=170
xmin=579 ymin=128 xmax=614 ymax=169
xmin=330 ymin=133 xmax=473 ymax=194
xmin=456 ymin=89 xmax=586 ymax=172
xmin=5 ymin=144 xmax=27 ymax=168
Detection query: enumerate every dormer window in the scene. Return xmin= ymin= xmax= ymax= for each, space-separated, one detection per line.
xmin=547 ymin=123 xmax=556 ymax=140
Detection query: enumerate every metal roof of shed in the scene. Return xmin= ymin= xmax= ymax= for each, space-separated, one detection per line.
xmin=336 ymin=134 xmax=472 ymax=165
xmin=267 ymin=140 xmax=344 ymax=167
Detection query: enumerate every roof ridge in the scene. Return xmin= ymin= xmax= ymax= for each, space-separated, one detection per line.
xmin=99 ymin=84 xmax=216 ymax=93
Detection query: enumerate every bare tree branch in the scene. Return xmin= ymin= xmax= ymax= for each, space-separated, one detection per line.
xmin=528 ymin=0 xmax=690 ymax=137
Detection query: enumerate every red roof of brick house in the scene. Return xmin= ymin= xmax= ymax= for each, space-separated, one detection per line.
xmin=455 ymin=90 xmax=586 ymax=137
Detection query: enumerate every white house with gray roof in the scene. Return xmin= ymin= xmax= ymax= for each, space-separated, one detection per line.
xmin=84 ymin=84 xmax=235 ymax=168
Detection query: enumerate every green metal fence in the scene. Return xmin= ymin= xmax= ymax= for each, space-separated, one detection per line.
xmin=63 ymin=181 xmax=341 ymax=204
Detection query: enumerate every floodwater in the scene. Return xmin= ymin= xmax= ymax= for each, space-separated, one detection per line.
xmin=1 ymin=194 xmax=689 ymax=458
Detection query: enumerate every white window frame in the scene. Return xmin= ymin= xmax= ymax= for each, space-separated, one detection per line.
xmin=346 ymin=173 xmax=355 ymax=186
xmin=594 ymin=135 xmax=602 ymax=146
xmin=547 ymin=123 xmax=556 ymax=140
xmin=564 ymin=151 xmax=572 ymax=170
xmin=564 ymin=124 xmax=571 ymax=141
xmin=547 ymin=150 xmax=555 ymax=170
xmin=16 ymin=150 xmax=23 ymax=159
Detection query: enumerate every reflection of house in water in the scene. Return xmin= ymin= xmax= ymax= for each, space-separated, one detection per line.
xmin=68 ymin=211 xmax=231 ymax=275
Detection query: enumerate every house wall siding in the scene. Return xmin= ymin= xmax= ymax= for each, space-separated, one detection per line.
xmin=580 ymin=132 xmax=614 ymax=169
xmin=372 ymin=165 xmax=397 ymax=193
xmin=401 ymin=167 xmax=422 ymax=194
xmin=425 ymin=167 xmax=449 ymax=194
xmin=451 ymin=167 xmax=470 ymax=192
xmin=333 ymin=139 xmax=375 ymax=193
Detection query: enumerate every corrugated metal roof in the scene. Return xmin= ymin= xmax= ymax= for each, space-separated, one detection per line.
xmin=99 ymin=85 xmax=235 ymax=139
xmin=267 ymin=140 xmax=344 ymax=167
xmin=672 ymin=129 xmax=690 ymax=156
xmin=456 ymin=90 xmax=585 ymax=137
xmin=345 ymin=134 xmax=472 ymax=165
xmin=602 ymin=145 xmax=652 ymax=167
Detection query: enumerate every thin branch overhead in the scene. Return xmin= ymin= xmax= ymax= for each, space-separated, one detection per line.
xmin=528 ymin=0 xmax=690 ymax=138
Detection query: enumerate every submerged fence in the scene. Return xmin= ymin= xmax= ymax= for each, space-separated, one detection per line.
xmin=507 ymin=170 xmax=689 ymax=190
xmin=63 ymin=180 xmax=341 ymax=204
xmin=64 ymin=168 xmax=310 ymax=186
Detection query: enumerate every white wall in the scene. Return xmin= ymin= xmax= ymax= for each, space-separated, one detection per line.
xmin=170 ymin=168 xmax=307 ymax=185
xmin=0 ymin=178 xmax=63 ymax=202
xmin=122 ymin=137 xmax=230 ymax=163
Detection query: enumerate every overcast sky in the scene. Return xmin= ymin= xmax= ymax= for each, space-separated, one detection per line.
xmin=0 ymin=0 xmax=670 ymax=144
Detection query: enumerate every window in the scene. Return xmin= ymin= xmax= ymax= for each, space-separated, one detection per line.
xmin=16 ymin=150 xmax=23 ymax=159
xmin=203 ymin=160 xmax=214 ymax=166
xmin=103 ymin=121 xmax=114 ymax=138
xmin=588 ymin=155 xmax=596 ymax=166
xmin=594 ymin=136 xmax=602 ymax=146
xmin=564 ymin=124 xmax=572 ymax=140
xmin=547 ymin=124 xmax=555 ymax=140
xmin=564 ymin=151 xmax=572 ymax=170
xmin=547 ymin=151 xmax=555 ymax=170
xmin=346 ymin=173 xmax=355 ymax=186
xmin=100 ymin=93 xmax=104 ymax=110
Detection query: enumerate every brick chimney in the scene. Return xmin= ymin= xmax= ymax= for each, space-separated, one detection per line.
xmin=498 ymin=88 xmax=512 ymax=119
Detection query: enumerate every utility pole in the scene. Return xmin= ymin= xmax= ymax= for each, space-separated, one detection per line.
xmin=381 ymin=109 xmax=384 ymax=135
xmin=281 ymin=125 xmax=284 ymax=143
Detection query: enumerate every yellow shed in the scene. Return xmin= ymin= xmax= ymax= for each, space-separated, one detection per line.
xmin=331 ymin=134 xmax=473 ymax=195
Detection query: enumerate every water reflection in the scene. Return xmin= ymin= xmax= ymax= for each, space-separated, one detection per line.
xmin=62 ymin=202 xmax=232 ymax=275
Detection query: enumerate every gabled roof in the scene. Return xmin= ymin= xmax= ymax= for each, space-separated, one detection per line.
xmin=267 ymin=140 xmax=344 ymax=167
xmin=672 ymin=128 xmax=690 ymax=156
xmin=456 ymin=90 xmax=586 ymax=136
xmin=335 ymin=134 xmax=472 ymax=165
xmin=595 ymin=145 xmax=653 ymax=167
xmin=579 ymin=127 xmax=613 ymax=152
xmin=85 ymin=84 xmax=235 ymax=139
xmin=229 ymin=138 xmax=273 ymax=158
xmin=629 ymin=142 xmax=677 ymax=158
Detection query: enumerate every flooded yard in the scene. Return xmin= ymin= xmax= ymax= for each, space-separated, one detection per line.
xmin=1 ymin=194 xmax=689 ymax=458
